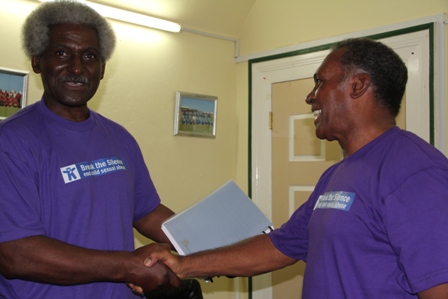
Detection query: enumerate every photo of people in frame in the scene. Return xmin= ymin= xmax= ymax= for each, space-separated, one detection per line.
xmin=175 ymin=92 xmax=217 ymax=138
xmin=0 ymin=69 xmax=28 ymax=120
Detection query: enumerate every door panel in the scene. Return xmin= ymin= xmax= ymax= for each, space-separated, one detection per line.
xmin=271 ymin=79 xmax=342 ymax=298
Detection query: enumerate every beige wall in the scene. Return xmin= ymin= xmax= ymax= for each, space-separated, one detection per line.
xmin=239 ymin=0 xmax=447 ymax=56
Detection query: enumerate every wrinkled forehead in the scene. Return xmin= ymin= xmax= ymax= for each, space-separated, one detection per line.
xmin=47 ymin=23 xmax=101 ymax=51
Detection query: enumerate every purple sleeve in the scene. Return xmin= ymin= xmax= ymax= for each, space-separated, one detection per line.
xmin=269 ymin=193 xmax=317 ymax=261
xmin=0 ymin=136 xmax=45 ymax=243
xmin=385 ymin=167 xmax=448 ymax=293
xmin=128 ymin=137 xmax=161 ymax=222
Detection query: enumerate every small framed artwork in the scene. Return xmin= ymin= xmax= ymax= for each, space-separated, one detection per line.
xmin=174 ymin=91 xmax=218 ymax=138
xmin=0 ymin=67 xmax=29 ymax=120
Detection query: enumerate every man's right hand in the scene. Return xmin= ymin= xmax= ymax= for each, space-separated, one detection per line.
xmin=145 ymin=247 xmax=183 ymax=275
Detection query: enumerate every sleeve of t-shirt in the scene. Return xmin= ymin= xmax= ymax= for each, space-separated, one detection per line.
xmin=127 ymin=137 xmax=161 ymax=222
xmin=0 ymin=136 xmax=45 ymax=243
xmin=385 ymin=167 xmax=448 ymax=294
xmin=269 ymin=191 xmax=318 ymax=261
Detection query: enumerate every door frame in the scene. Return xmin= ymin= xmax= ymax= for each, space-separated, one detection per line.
xmin=248 ymin=15 xmax=446 ymax=299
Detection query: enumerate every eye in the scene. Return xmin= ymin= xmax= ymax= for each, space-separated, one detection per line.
xmin=313 ymin=74 xmax=323 ymax=87
xmin=55 ymin=50 xmax=68 ymax=57
xmin=84 ymin=52 xmax=96 ymax=59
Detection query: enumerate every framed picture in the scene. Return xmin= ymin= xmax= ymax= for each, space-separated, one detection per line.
xmin=174 ymin=91 xmax=217 ymax=138
xmin=0 ymin=67 xmax=29 ymax=120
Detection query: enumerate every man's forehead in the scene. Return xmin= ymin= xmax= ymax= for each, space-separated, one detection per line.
xmin=315 ymin=49 xmax=344 ymax=75
xmin=48 ymin=23 xmax=100 ymax=47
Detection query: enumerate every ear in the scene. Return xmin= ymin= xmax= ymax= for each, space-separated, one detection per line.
xmin=100 ymin=63 xmax=106 ymax=80
xmin=350 ymin=73 xmax=371 ymax=99
xmin=31 ymin=56 xmax=41 ymax=74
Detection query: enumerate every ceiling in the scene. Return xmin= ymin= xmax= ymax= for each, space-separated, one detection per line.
xmin=94 ymin=0 xmax=257 ymax=38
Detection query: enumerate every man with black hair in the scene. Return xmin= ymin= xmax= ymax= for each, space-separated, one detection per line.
xmin=146 ymin=38 xmax=448 ymax=299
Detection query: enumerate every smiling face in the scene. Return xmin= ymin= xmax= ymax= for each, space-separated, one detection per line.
xmin=32 ymin=23 xmax=105 ymax=120
xmin=305 ymin=49 xmax=354 ymax=142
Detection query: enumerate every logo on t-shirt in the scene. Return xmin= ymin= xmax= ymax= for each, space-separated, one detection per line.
xmin=313 ymin=191 xmax=355 ymax=211
xmin=60 ymin=157 xmax=127 ymax=184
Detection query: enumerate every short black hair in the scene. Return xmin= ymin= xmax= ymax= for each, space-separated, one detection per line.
xmin=332 ymin=38 xmax=408 ymax=116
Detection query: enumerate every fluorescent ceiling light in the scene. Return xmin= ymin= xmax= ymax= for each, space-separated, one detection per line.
xmin=38 ymin=0 xmax=182 ymax=33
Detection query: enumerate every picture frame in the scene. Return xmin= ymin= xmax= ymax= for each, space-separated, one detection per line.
xmin=174 ymin=91 xmax=217 ymax=138
xmin=0 ymin=67 xmax=29 ymax=120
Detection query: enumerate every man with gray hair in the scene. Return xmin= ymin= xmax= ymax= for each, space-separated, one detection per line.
xmin=0 ymin=1 xmax=181 ymax=298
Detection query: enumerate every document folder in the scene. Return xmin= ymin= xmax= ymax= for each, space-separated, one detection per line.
xmin=162 ymin=180 xmax=273 ymax=256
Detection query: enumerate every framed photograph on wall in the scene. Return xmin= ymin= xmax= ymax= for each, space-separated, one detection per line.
xmin=174 ymin=91 xmax=218 ymax=138
xmin=0 ymin=67 xmax=29 ymax=120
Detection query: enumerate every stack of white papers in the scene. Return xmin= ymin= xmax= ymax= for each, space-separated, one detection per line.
xmin=162 ymin=180 xmax=273 ymax=255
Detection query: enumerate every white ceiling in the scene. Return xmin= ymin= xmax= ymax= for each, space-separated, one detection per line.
xmin=94 ymin=0 xmax=257 ymax=38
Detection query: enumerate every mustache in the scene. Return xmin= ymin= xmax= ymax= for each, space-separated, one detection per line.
xmin=61 ymin=75 xmax=88 ymax=84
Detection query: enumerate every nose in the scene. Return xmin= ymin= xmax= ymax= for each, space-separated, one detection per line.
xmin=67 ymin=55 xmax=84 ymax=74
xmin=305 ymin=87 xmax=316 ymax=105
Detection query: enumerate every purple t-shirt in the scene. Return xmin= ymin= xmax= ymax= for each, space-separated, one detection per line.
xmin=0 ymin=99 xmax=161 ymax=298
xmin=270 ymin=127 xmax=448 ymax=298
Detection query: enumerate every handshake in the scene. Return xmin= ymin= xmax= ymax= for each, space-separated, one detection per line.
xmin=126 ymin=242 xmax=185 ymax=296
xmin=126 ymin=233 xmax=275 ymax=296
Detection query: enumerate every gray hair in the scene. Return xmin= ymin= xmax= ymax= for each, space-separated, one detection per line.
xmin=22 ymin=0 xmax=116 ymax=62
